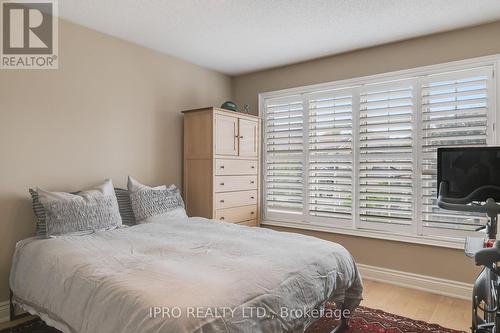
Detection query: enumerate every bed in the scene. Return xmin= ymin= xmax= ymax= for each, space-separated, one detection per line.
xmin=10 ymin=217 xmax=363 ymax=333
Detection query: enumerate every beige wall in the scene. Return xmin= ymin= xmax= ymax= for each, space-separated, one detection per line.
xmin=266 ymin=226 xmax=479 ymax=284
xmin=233 ymin=21 xmax=500 ymax=284
xmin=0 ymin=20 xmax=232 ymax=302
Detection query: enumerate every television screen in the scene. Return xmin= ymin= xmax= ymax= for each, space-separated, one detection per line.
xmin=437 ymin=147 xmax=500 ymax=201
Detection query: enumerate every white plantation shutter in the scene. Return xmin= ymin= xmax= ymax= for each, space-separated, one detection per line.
xmin=421 ymin=67 xmax=493 ymax=233
xmin=264 ymin=96 xmax=304 ymax=217
xmin=262 ymin=59 xmax=497 ymax=244
xmin=359 ymin=82 xmax=414 ymax=228
xmin=308 ymin=91 xmax=353 ymax=221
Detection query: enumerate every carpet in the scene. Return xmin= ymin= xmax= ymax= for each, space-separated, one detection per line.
xmin=306 ymin=306 xmax=467 ymax=333
xmin=1 ymin=306 xmax=466 ymax=333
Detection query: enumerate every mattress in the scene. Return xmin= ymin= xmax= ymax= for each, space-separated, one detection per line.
xmin=10 ymin=217 xmax=363 ymax=333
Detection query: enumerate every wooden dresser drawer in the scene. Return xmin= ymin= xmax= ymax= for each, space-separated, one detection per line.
xmin=214 ymin=175 xmax=257 ymax=192
xmin=215 ymin=205 xmax=257 ymax=223
xmin=215 ymin=190 xmax=257 ymax=209
xmin=237 ymin=219 xmax=258 ymax=227
xmin=215 ymin=159 xmax=258 ymax=175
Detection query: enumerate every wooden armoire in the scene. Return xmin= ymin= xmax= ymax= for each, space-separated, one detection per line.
xmin=182 ymin=107 xmax=261 ymax=226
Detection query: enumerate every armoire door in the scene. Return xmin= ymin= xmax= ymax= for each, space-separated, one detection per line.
xmin=238 ymin=119 xmax=258 ymax=157
xmin=215 ymin=114 xmax=238 ymax=155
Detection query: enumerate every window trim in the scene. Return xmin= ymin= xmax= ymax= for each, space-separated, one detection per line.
xmin=259 ymin=55 xmax=500 ymax=249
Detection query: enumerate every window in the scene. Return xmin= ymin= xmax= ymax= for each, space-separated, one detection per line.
xmin=261 ymin=57 xmax=498 ymax=247
xmin=420 ymin=68 xmax=492 ymax=237
xmin=308 ymin=91 xmax=353 ymax=223
xmin=358 ymin=82 xmax=414 ymax=233
xmin=265 ymin=96 xmax=304 ymax=217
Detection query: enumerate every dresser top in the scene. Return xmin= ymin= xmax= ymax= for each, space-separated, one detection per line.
xmin=181 ymin=107 xmax=260 ymax=119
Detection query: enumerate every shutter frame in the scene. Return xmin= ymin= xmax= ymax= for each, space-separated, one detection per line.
xmin=420 ymin=67 xmax=493 ymax=235
xmin=358 ymin=81 xmax=415 ymax=232
xmin=307 ymin=89 xmax=354 ymax=223
xmin=264 ymin=95 xmax=305 ymax=221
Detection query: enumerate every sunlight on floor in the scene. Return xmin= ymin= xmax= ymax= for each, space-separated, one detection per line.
xmin=362 ymin=279 xmax=471 ymax=331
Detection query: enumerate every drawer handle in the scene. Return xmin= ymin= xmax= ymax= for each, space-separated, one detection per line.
xmin=250 ymin=212 xmax=255 ymax=215
xmin=251 ymin=166 xmax=255 ymax=169
xmin=220 ymin=182 xmax=225 ymax=186
xmin=250 ymin=181 xmax=255 ymax=184
xmin=220 ymin=200 xmax=225 ymax=203
xmin=220 ymin=217 xmax=225 ymax=220
xmin=250 ymin=196 xmax=255 ymax=199
xmin=239 ymin=136 xmax=244 ymax=139
xmin=220 ymin=165 xmax=225 ymax=169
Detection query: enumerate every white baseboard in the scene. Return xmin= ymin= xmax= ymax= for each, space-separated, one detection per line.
xmin=0 ymin=301 xmax=9 ymax=323
xmin=358 ymin=263 xmax=473 ymax=300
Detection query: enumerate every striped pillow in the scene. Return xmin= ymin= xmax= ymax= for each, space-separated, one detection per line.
xmin=29 ymin=188 xmax=46 ymax=237
xmin=114 ymin=188 xmax=136 ymax=226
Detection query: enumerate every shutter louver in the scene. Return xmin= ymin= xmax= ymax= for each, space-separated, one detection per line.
xmin=308 ymin=92 xmax=353 ymax=220
xmin=359 ymin=84 xmax=414 ymax=225
xmin=265 ymin=96 xmax=304 ymax=215
xmin=421 ymin=68 xmax=491 ymax=231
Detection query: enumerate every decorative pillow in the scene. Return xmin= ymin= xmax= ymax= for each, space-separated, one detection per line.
xmin=127 ymin=176 xmax=187 ymax=223
xmin=30 ymin=188 xmax=83 ymax=236
xmin=29 ymin=189 xmax=47 ymax=236
xmin=114 ymin=188 xmax=136 ymax=226
xmin=31 ymin=179 xmax=122 ymax=237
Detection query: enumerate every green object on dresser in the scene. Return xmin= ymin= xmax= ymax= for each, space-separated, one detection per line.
xmin=220 ymin=101 xmax=238 ymax=112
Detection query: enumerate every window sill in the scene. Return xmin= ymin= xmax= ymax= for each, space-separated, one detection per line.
xmin=261 ymin=219 xmax=466 ymax=250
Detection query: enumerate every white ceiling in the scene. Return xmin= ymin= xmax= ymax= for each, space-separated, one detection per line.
xmin=59 ymin=0 xmax=500 ymax=75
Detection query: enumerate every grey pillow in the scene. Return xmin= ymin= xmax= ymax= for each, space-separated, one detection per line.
xmin=30 ymin=180 xmax=122 ymax=237
xmin=128 ymin=176 xmax=187 ymax=223
xmin=30 ymin=187 xmax=136 ymax=233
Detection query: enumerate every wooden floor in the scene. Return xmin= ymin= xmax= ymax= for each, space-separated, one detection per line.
xmin=0 ymin=280 xmax=472 ymax=331
xmin=0 ymin=315 xmax=32 ymax=330
xmin=362 ymin=280 xmax=471 ymax=331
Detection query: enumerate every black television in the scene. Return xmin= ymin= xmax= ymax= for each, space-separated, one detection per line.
xmin=437 ymin=147 xmax=500 ymax=201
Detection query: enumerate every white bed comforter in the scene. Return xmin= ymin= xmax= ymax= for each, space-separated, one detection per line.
xmin=10 ymin=217 xmax=363 ymax=333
